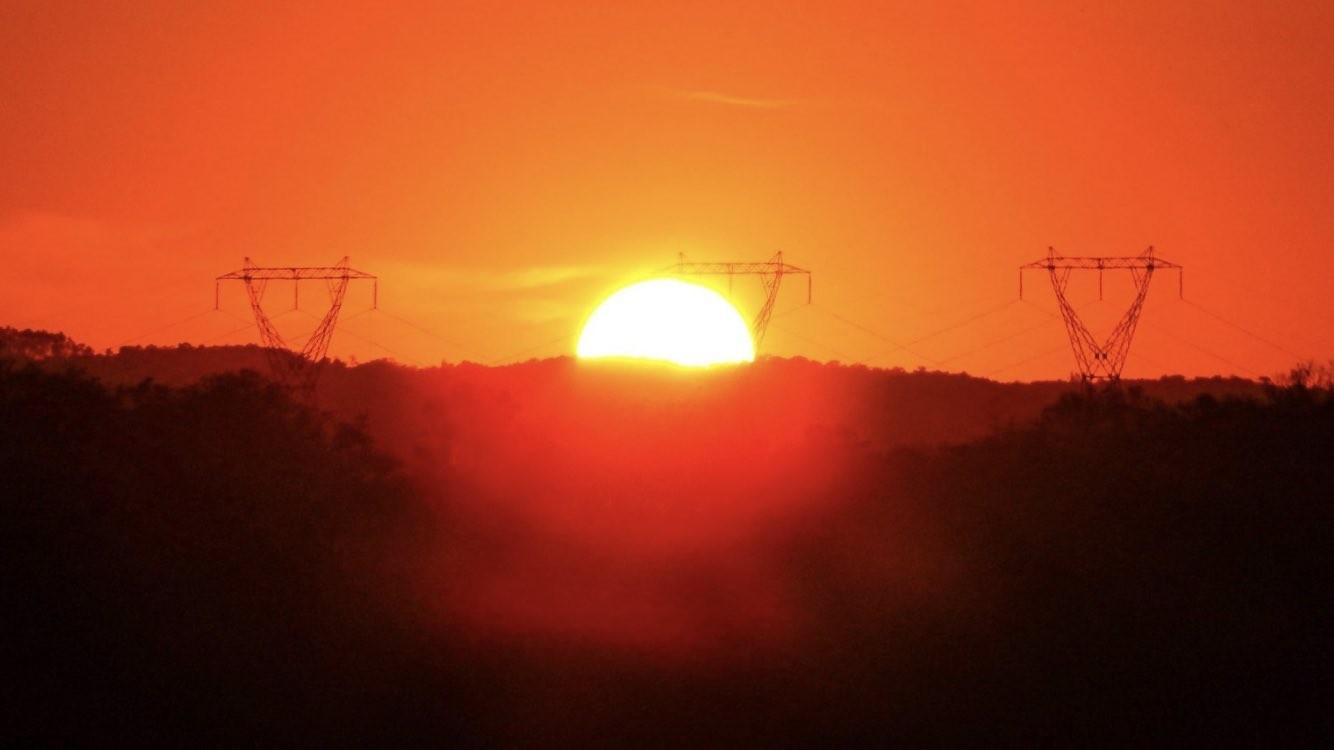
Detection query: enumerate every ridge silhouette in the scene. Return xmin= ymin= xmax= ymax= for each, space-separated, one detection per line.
xmin=3 ymin=328 xmax=1331 ymax=744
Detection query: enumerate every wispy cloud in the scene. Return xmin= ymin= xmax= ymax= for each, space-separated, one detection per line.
xmin=670 ymin=89 xmax=798 ymax=110
xmin=500 ymin=266 xmax=602 ymax=291
xmin=384 ymin=262 xmax=604 ymax=293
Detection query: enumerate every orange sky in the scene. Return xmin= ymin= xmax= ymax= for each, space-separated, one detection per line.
xmin=3 ymin=1 xmax=1332 ymax=380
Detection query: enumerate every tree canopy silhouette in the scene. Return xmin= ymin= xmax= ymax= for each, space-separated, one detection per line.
xmin=3 ymin=336 xmax=1332 ymax=744
xmin=2 ymin=362 xmax=452 ymax=743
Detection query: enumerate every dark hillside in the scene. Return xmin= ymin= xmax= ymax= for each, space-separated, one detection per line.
xmin=1 ymin=363 xmax=456 ymax=743
xmin=3 ymin=331 xmax=1328 ymax=744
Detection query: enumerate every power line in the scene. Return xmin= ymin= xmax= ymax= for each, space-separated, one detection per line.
xmin=859 ymin=298 xmax=1020 ymax=365
xmin=371 ymin=307 xmax=477 ymax=357
xmin=115 ymin=308 xmax=218 ymax=348
xmin=110 ymin=250 xmax=1325 ymax=381
xmin=320 ymin=314 xmax=425 ymax=366
xmin=810 ymin=304 xmax=941 ymax=366
xmin=983 ymin=342 xmax=1073 ymax=379
xmin=1182 ymin=299 xmax=1311 ymax=363
xmin=199 ymin=321 xmax=263 ymax=346
xmin=340 ymin=307 xmax=376 ymax=324
xmin=489 ymin=331 xmax=576 ymax=365
xmin=935 ymin=315 xmax=1064 ymax=367
xmin=814 ymin=255 xmax=1005 ymax=318
xmin=936 ymin=298 xmax=1102 ymax=369
xmin=24 ymin=272 xmax=208 ymax=334
xmin=902 ymin=299 xmax=1019 ymax=347
xmin=769 ymin=302 xmax=811 ymax=322
xmin=1173 ymin=272 xmax=1334 ymax=351
xmin=1138 ymin=321 xmax=1260 ymax=378
xmin=121 ymin=307 xmax=296 ymax=349
xmin=215 ymin=307 xmax=255 ymax=327
xmin=766 ymin=319 xmax=860 ymax=363
xmin=1120 ymin=342 xmax=1175 ymax=378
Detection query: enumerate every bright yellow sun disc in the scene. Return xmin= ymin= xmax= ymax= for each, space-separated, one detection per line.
xmin=577 ymin=279 xmax=755 ymax=367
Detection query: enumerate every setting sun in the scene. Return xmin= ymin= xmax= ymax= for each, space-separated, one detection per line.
xmin=577 ymin=279 xmax=755 ymax=367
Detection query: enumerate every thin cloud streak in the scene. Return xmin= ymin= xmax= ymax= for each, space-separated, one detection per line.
xmin=384 ymin=262 xmax=605 ymax=293
xmin=671 ymin=89 xmax=798 ymax=110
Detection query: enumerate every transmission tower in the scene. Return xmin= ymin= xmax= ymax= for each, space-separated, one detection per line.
xmin=663 ymin=252 xmax=812 ymax=349
xmin=215 ymin=257 xmax=377 ymax=395
xmin=1020 ymin=246 xmax=1182 ymax=382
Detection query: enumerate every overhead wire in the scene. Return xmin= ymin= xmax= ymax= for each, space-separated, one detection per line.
xmin=117 ymin=306 xmax=292 ymax=349
xmin=1121 ymin=344 xmax=1175 ymax=379
xmin=973 ymin=298 xmax=1117 ymax=380
xmin=766 ymin=319 xmax=860 ymax=363
xmin=208 ymin=306 xmax=296 ymax=349
xmin=115 ymin=308 xmax=220 ymax=348
xmin=216 ymin=307 xmax=256 ymax=327
xmin=23 ymin=271 xmax=208 ymax=335
xmin=935 ymin=315 xmax=1064 ymax=367
xmin=857 ymin=298 xmax=1022 ymax=365
xmin=96 ymin=250 xmax=1328 ymax=380
xmin=1175 ymin=272 xmax=1334 ymax=352
xmin=339 ymin=307 xmax=375 ymax=324
xmin=1181 ymin=299 xmax=1312 ymax=363
xmin=319 ymin=316 xmax=425 ymax=366
xmin=369 ymin=307 xmax=478 ymax=358
xmin=1137 ymin=320 xmax=1259 ymax=378
xmin=489 ymin=331 xmax=577 ymax=365
xmin=982 ymin=342 xmax=1073 ymax=379
xmin=199 ymin=321 xmax=262 ymax=346
xmin=814 ymin=254 xmax=1007 ymax=318
xmin=810 ymin=303 xmax=942 ymax=366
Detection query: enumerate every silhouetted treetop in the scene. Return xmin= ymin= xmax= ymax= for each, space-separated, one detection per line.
xmin=0 ymin=326 xmax=92 ymax=360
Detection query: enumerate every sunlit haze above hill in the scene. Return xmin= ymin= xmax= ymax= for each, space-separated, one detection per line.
xmin=2 ymin=2 xmax=1332 ymax=379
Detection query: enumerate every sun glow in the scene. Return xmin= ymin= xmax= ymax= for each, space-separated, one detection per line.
xmin=577 ymin=279 xmax=755 ymax=367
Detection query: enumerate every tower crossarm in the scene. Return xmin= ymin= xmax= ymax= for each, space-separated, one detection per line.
xmin=1017 ymin=246 xmax=1182 ymax=382
xmin=660 ymin=252 xmax=813 ymax=351
xmin=1019 ymin=256 xmax=1181 ymax=271
xmin=1019 ymin=246 xmax=1183 ymax=301
xmin=217 ymin=266 xmax=377 ymax=281
xmin=663 ymin=261 xmax=813 ymax=277
xmin=214 ymin=256 xmax=378 ymax=397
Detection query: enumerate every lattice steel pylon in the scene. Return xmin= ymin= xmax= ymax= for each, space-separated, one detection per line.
xmin=215 ymin=257 xmax=378 ymax=395
xmin=662 ymin=252 xmax=812 ymax=350
xmin=1020 ymin=246 xmax=1182 ymax=382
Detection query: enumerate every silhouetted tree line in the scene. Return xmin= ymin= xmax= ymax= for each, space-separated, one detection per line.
xmin=769 ymin=377 xmax=1334 ymax=745
xmin=419 ymin=377 xmax=1334 ymax=746
xmin=4 ymin=333 xmax=1333 ymax=744
xmin=37 ymin=337 xmax=1264 ymax=463
xmin=1 ymin=361 xmax=463 ymax=744
xmin=0 ymin=326 xmax=92 ymax=360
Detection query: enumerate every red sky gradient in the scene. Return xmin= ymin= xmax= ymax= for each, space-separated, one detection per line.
xmin=3 ymin=1 xmax=1332 ymax=380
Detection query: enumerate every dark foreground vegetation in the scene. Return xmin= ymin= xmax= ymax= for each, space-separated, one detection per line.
xmin=4 ymin=332 xmax=1332 ymax=745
